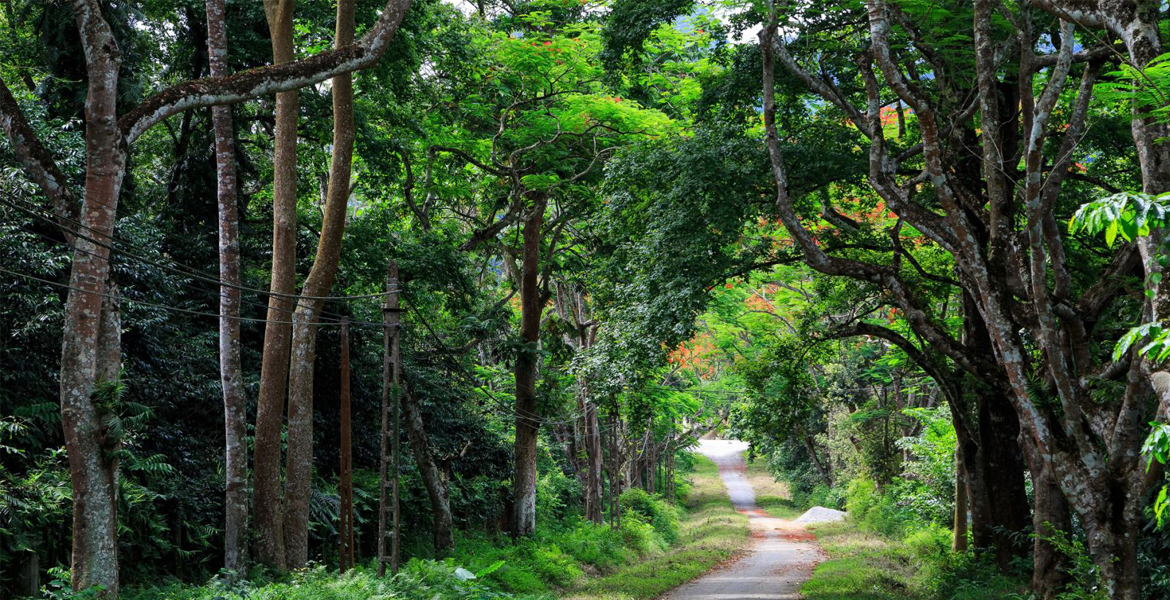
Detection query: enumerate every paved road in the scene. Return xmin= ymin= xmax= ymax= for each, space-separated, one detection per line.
xmin=661 ymin=440 xmax=823 ymax=600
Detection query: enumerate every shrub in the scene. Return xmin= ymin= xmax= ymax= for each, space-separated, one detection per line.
xmin=618 ymin=514 xmax=661 ymax=556
xmin=904 ymin=524 xmax=950 ymax=562
xmin=620 ymin=488 xmax=681 ymax=544
xmin=844 ymin=479 xmax=879 ymax=522
xmin=844 ymin=478 xmax=910 ymax=537
xmin=121 ymin=561 xmax=524 ymax=600
xmin=559 ymin=521 xmax=633 ymax=569
xmin=806 ymin=484 xmax=844 ymax=510
xmin=529 ymin=544 xmax=582 ymax=587
xmin=535 ymin=465 xmax=581 ymax=526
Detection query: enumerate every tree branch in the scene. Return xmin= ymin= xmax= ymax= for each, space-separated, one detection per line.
xmin=0 ymin=76 xmax=79 ymax=237
xmin=118 ymin=0 xmax=413 ymax=143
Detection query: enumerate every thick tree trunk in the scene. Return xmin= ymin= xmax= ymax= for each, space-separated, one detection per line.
xmin=1082 ymin=505 xmax=1143 ymax=600
xmin=512 ymin=192 xmax=546 ymax=537
xmin=206 ymin=0 xmax=247 ymax=575
xmin=283 ymin=0 xmax=356 ymax=568
xmin=252 ymin=0 xmax=298 ymax=571
xmin=60 ymin=4 xmax=125 ymax=594
xmin=973 ymin=386 xmax=1030 ymax=568
xmin=402 ymin=385 xmax=455 ymax=554
xmin=959 ymin=294 xmax=1030 ymax=568
xmin=1023 ymin=445 xmax=1071 ymax=600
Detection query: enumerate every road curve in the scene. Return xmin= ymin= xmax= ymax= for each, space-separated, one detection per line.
xmin=661 ymin=439 xmax=823 ymax=600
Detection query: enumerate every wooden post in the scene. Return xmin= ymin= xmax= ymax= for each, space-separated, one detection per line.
xmin=339 ymin=320 xmax=354 ymax=572
xmin=378 ymin=262 xmax=401 ymax=576
xmin=391 ymin=268 xmax=402 ymax=574
xmin=666 ymin=425 xmax=676 ymax=504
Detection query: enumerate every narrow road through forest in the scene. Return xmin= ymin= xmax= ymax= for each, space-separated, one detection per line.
xmin=663 ymin=440 xmax=824 ymax=600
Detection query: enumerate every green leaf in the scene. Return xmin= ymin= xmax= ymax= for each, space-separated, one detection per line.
xmin=1155 ymin=486 xmax=1169 ymax=529
xmin=1105 ymin=220 xmax=1119 ymax=246
xmin=476 ymin=560 xmax=506 ymax=577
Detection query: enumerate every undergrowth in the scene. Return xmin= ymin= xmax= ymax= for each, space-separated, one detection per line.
xmin=95 ymin=454 xmax=740 ymax=600
xmin=801 ymin=479 xmax=1027 ymax=600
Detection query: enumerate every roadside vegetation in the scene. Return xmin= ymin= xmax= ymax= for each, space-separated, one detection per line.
xmin=100 ymin=455 xmax=744 ymax=600
xmin=564 ymin=455 xmax=748 ymax=600
xmin=801 ymin=493 xmax=1026 ymax=600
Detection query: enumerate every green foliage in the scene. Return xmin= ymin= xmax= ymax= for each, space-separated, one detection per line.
xmin=619 ymin=488 xmax=682 ymax=544
xmin=894 ymin=407 xmax=956 ymax=525
xmin=38 ymin=567 xmax=103 ymax=600
xmin=1037 ymin=531 xmax=1109 ymax=600
xmin=569 ymin=454 xmax=749 ymax=599
xmin=801 ymin=521 xmax=1026 ymax=600
xmin=1098 ymin=52 xmax=1170 ymax=126
xmin=843 ymin=479 xmax=900 ymax=537
xmin=121 ymin=560 xmax=529 ymax=600
xmin=1143 ymin=422 xmax=1170 ymax=528
xmin=448 ymin=493 xmax=678 ymax=593
xmin=1069 ymin=191 xmax=1170 ymax=247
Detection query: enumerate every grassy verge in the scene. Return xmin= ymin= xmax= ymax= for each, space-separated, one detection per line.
xmin=800 ymin=522 xmax=920 ymax=600
xmin=562 ymin=454 xmax=749 ymax=600
xmin=116 ymin=455 xmax=745 ymax=600
xmin=743 ymin=457 xmax=802 ymax=519
xmin=801 ymin=521 xmax=1026 ymax=600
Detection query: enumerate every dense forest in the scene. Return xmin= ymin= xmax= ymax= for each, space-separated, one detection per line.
xmin=1 ymin=0 xmax=1169 ymax=599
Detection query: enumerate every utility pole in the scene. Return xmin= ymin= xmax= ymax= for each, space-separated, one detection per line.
xmin=378 ymin=262 xmax=401 ymax=576
xmin=339 ymin=319 xmax=355 ymax=572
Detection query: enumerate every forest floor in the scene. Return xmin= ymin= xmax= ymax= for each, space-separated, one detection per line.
xmin=656 ymin=440 xmax=824 ymax=600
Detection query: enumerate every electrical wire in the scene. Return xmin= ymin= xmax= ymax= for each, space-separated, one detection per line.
xmin=3 ymin=216 xmax=382 ymax=326
xmin=2 ymin=198 xmax=700 ymax=431
xmin=0 ymin=264 xmax=388 ymax=328
xmin=0 ymin=194 xmax=400 ymax=302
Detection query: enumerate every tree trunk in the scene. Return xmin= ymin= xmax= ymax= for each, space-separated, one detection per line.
xmin=960 ymin=294 xmax=1030 ymax=568
xmin=402 ymin=385 xmax=455 ymax=554
xmin=512 ymin=192 xmax=546 ymax=537
xmin=645 ymin=437 xmax=656 ymax=493
xmin=206 ymin=0 xmax=247 ymax=576
xmin=951 ymin=448 xmax=968 ymax=553
xmin=973 ymin=385 xmax=1030 ymax=568
xmin=282 ymin=0 xmax=356 ymax=569
xmin=1023 ymin=443 xmax=1071 ymax=600
xmin=801 ymin=427 xmax=832 ymax=487
xmin=59 ymin=4 xmax=126 ymax=593
xmin=607 ymin=409 xmax=623 ymax=529
xmin=252 ymin=0 xmax=298 ymax=571
xmin=583 ymin=399 xmax=603 ymax=523
xmin=1082 ymin=504 xmax=1143 ymax=600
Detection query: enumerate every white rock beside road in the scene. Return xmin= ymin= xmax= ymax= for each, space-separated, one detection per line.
xmin=794 ymin=506 xmax=846 ymax=524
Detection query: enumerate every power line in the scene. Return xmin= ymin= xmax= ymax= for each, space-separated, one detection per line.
xmin=0 ymin=263 xmax=386 ymax=325
xmin=0 ymin=194 xmax=400 ymax=302
xmin=3 ymin=217 xmax=388 ymax=326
